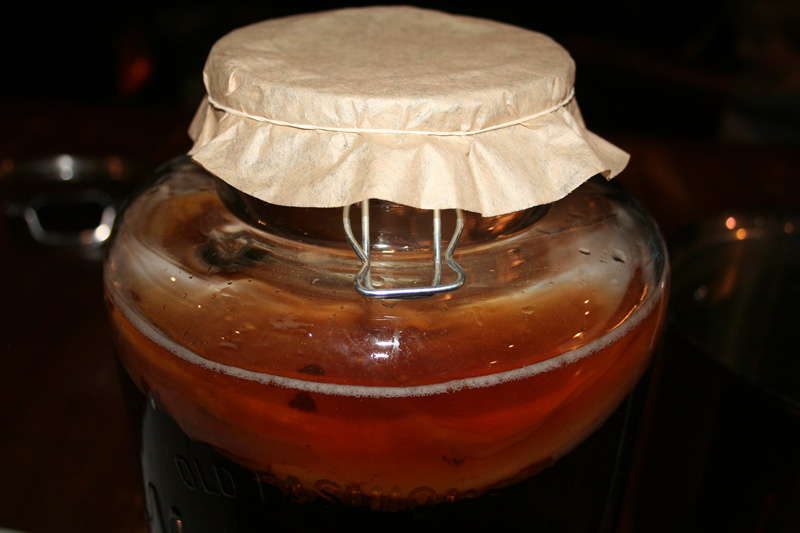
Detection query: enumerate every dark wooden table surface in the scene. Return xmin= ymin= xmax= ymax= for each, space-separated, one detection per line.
xmin=0 ymin=99 xmax=798 ymax=532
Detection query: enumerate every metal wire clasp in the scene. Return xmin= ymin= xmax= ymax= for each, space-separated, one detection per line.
xmin=343 ymin=200 xmax=466 ymax=299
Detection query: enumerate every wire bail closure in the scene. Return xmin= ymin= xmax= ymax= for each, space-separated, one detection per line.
xmin=343 ymin=201 xmax=466 ymax=299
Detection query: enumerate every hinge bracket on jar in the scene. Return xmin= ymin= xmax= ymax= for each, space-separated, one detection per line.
xmin=343 ymin=200 xmax=465 ymax=299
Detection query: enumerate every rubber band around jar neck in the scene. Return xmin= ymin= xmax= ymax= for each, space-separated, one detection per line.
xmin=205 ymin=88 xmax=575 ymax=137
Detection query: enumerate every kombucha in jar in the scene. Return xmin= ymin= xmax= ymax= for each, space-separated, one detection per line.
xmin=103 ymin=7 xmax=669 ymax=531
xmin=105 ymin=158 xmax=668 ymax=529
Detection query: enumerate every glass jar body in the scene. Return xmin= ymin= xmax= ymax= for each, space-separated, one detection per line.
xmin=104 ymin=157 xmax=668 ymax=530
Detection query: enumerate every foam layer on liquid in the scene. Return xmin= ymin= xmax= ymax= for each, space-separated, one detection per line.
xmin=109 ymin=272 xmax=662 ymax=398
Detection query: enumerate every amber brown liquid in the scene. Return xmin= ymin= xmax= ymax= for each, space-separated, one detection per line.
xmin=110 ymin=286 xmax=664 ymax=509
xmin=120 ymin=363 xmax=649 ymax=532
xmin=109 ymin=276 xmax=665 ymax=533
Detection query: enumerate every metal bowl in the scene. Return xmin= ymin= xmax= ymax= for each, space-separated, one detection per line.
xmin=0 ymin=154 xmax=148 ymax=248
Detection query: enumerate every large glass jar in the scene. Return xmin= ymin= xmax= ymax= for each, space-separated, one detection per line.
xmin=104 ymin=156 xmax=668 ymax=531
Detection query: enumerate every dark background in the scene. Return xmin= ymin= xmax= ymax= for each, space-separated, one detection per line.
xmin=0 ymin=2 xmax=798 ymax=532
xmin=2 ymin=0 xmax=798 ymax=144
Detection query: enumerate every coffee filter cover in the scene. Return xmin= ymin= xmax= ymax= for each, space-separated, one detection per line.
xmin=188 ymin=6 xmax=629 ymax=217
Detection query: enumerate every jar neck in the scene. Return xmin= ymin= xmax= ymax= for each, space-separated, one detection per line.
xmin=216 ymin=179 xmax=550 ymax=250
